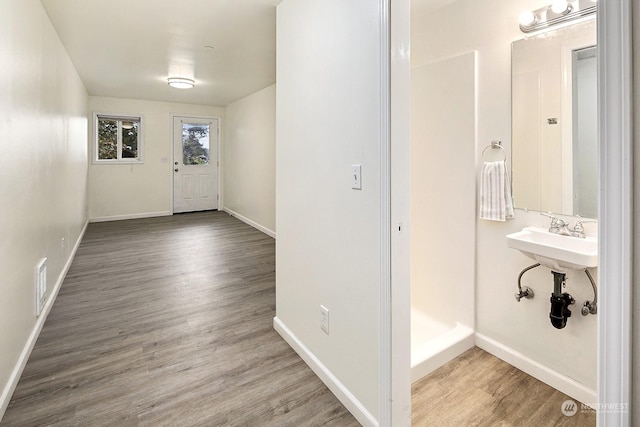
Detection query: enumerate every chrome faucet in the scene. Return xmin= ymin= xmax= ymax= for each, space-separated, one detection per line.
xmin=541 ymin=213 xmax=596 ymax=238
xmin=570 ymin=219 xmax=597 ymax=239
xmin=555 ymin=219 xmax=571 ymax=236
xmin=541 ymin=213 xmax=570 ymax=235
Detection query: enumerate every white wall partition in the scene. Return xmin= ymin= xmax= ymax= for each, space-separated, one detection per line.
xmin=275 ymin=0 xmax=385 ymax=424
xmin=88 ymin=97 xmax=223 ymax=221
xmin=410 ymin=52 xmax=476 ymax=381
xmin=411 ymin=52 xmax=476 ymax=329
xmin=0 ymin=0 xmax=89 ymax=417
xmin=223 ymin=85 xmax=276 ymax=236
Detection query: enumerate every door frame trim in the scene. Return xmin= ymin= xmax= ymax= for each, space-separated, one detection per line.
xmin=597 ymin=1 xmax=633 ymax=425
xmin=385 ymin=0 xmax=413 ymax=425
xmin=378 ymin=0 xmax=392 ymax=424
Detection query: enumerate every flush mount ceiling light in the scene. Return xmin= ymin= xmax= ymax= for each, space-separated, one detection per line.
xmin=167 ymin=77 xmax=195 ymax=89
xmin=519 ymin=0 xmax=596 ymax=33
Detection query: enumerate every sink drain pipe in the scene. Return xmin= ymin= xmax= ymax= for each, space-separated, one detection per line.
xmin=550 ymin=271 xmax=575 ymax=329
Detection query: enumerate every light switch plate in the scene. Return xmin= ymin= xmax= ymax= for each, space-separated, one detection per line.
xmin=351 ymin=165 xmax=362 ymax=190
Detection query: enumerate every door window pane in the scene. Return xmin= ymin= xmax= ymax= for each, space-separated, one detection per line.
xmin=182 ymin=123 xmax=210 ymax=165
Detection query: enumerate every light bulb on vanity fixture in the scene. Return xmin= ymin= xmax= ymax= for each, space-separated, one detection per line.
xmin=551 ymin=0 xmax=571 ymax=14
xmin=518 ymin=10 xmax=536 ymax=27
xmin=518 ymin=0 xmax=596 ymax=33
xmin=167 ymin=77 xmax=195 ymax=89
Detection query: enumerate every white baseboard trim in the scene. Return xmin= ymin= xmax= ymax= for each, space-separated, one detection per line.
xmin=0 ymin=220 xmax=89 ymax=420
xmin=222 ymin=207 xmax=275 ymax=239
xmin=273 ymin=317 xmax=377 ymax=427
xmin=475 ymin=332 xmax=597 ymax=405
xmin=89 ymin=211 xmax=172 ymax=223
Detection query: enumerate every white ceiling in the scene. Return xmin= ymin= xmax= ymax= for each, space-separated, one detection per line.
xmin=41 ymin=0 xmax=281 ymax=106
xmin=411 ymin=0 xmax=459 ymax=12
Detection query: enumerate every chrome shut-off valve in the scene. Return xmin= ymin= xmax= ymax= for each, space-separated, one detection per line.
xmin=515 ymin=287 xmax=534 ymax=302
xmin=581 ymin=300 xmax=597 ymax=316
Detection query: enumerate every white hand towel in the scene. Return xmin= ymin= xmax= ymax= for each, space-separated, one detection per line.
xmin=479 ymin=160 xmax=515 ymax=221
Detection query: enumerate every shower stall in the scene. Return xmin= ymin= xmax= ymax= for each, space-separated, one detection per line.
xmin=410 ymin=51 xmax=477 ymax=383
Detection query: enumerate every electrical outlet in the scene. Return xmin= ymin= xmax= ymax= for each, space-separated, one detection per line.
xmin=320 ymin=305 xmax=330 ymax=335
xmin=61 ymin=237 xmax=65 ymax=252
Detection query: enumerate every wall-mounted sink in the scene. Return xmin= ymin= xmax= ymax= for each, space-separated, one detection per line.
xmin=506 ymin=226 xmax=597 ymax=272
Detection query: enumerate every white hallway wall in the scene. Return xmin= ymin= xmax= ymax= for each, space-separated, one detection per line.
xmin=411 ymin=0 xmax=597 ymax=401
xmin=0 ymin=0 xmax=89 ymax=417
xmin=88 ymin=96 xmax=224 ymax=221
xmin=275 ymin=0 xmax=383 ymax=424
xmin=223 ymin=84 xmax=276 ymax=235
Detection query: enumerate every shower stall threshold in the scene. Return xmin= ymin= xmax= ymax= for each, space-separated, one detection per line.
xmin=411 ymin=322 xmax=475 ymax=383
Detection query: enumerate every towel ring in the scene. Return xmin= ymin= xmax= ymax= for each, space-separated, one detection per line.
xmin=482 ymin=140 xmax=506 ymax=162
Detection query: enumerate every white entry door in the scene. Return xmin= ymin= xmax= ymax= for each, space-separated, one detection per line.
xmin=173 ymin=117 xmax=219 ymax=213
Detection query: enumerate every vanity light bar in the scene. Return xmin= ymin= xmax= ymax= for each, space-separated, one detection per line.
xmin=519 ymin=0 xmax=596 ymax=34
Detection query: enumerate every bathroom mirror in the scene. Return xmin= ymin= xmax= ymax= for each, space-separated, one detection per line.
xmin=511 ymin=20 xmax=597 ymax=218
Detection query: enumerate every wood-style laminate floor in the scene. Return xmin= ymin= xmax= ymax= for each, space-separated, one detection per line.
xmin=412 ymin=346 xmax=597 ymax=427
xmin=2 ymin=211 xmax=359 ymax=427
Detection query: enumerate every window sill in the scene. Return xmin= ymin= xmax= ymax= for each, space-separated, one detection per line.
xmin=92 ymin=159 xmax=145 ymax=165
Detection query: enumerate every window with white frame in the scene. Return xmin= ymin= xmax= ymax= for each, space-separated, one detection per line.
xmin=94 ymin=113 xmax=143 ymax=162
